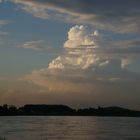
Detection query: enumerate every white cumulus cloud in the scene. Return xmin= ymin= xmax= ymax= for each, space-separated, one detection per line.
xmin=49 ymin=25 xmax=100 ymax=70
xmin=64 ymin=25 xmax=98 ymax=49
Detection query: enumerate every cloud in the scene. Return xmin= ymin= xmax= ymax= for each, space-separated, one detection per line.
xmin=10 ymin=0 xmax=140 ymax=33
xmin=0 ymin=19 xmax=9 ymax=44
xmin=49 ymin=26 xmax=100 ymax=70
xmin=64 ymin=25 xmax=98 ymax=49
xmin=18 ymin=40 xmax=48 ymax=51
xmin=0 ymin=19 xmax=9 ymax=37
xmin=0 ymin=0 xmax=3 ymax=3
xmin=113 ymin=39 xmax=140 ymax=49
xmin=18 ymin=40 xmax=64 ymax=55
xmin=48 ymin=26 xmax=140 ymax=70
xmin=23 ymin=25 xmax=140 ymax=96
xmin=9 ymin=0 xmax=50 ymax=19
xmin=20 ymin=3 xmax=49 ymax=19
xmin=0 ymin=19 xmax=9 ymax=27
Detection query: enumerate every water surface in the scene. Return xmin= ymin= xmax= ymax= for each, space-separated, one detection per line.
xmin=0 ymin=116 xmax=140 ymax=140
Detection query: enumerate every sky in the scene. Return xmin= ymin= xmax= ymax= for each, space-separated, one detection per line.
xmin=0 ymin=0 xmax=140 ymax=109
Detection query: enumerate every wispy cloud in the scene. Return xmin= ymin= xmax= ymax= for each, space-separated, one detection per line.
xmin=0 ymin=19 xmax=10 ymax=45
xmin=18 ymin=40 xmax=63 ymax=55
xmin=0 ymin=0 xmax=3 ymax=3
xmin=18 ymin=40 xmax=48 ymax=51
xmin=10 ymin=0 xmax=140 ymax=33
xmin=0 ymin=19 xmax=9 ymax=27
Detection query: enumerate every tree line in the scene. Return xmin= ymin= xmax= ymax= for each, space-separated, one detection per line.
xmin=0 ymin=104 xmax=140 ymax=117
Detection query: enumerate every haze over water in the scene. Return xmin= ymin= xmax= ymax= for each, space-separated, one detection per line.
xmin=0 ymin=116 xmax=140 ymax=140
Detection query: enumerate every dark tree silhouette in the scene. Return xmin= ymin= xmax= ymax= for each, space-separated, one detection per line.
xmin=0 ymin=104 xmax=140 ymax=117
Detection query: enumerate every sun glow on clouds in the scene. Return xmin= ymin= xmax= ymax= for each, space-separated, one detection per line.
xmin=24 ymin=25 xmax=140 ymax=94
xmin=0 ymin=0 xmax=140 ymax=107
xmin=49 ymin=25 xmax=99 ymax=70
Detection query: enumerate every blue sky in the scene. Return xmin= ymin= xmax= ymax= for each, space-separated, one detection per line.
xmin=0 ymin=1 xmax=72 ymax=75
xmin=0 ymin=0 xmax=140 ymax=109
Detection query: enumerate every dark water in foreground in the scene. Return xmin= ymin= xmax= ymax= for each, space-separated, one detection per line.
xmin=0 ymin=116 xmax=140 ymax=140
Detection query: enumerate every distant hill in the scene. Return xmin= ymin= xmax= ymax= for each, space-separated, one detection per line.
xmin=0 ymin=104 xmax=140 ymax=117
xmin=18 ymin=104 xmax=76 ymax=115
xmin=77 ymin=106 xmax=140 ymax=117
